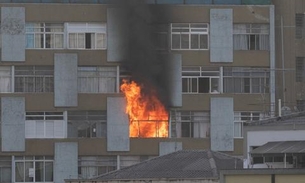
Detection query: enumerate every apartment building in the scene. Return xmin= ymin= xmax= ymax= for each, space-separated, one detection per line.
xmin=0 ymin=0 xmax=296 ymax=183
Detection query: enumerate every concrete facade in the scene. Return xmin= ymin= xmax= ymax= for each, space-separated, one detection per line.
xmin=54 ymin=53 xmax=78 ymax=107
xmin=1 ymin=7 xmax=25 ymax=62
xmin=210 ymin=97 xmax=234 ymax=151
xmin=107 ymin=97 xmax=130 ymax=151
xmin=1 ymin=97 xmax=25 ymax=152
xmin=0 ymin=1 xmax=291 ymax=182
xmin=159 ymin=141 xmax=183 ymax=156
xmin=210 ymin=9 xmax=233 ymax=63
xmin=54 ymin=142 xmax=78 ymax=183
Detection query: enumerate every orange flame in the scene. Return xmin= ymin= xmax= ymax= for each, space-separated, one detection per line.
xmin=120 ymin=80 xmax=168 ymax=138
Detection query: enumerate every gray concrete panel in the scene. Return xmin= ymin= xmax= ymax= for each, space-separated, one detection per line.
xmin=210 ymin=9 xmax=233 ymax=62
xmin=54 ymin=142 xmax=78 ymax=183
xmin=1 ymin=97 xmax=25 ymax=152
xmin=210 ymin=97 xmax=234 ymax=151
xmin=167 ymin=54 xmax=182 ymax=107
xmin=159 ymin=142 xmax=182 ymax=156
xmin=107 ymin=97 xmax=130 ymax=151
xmin=54 ymin=53 xmax=78 ymax=107
xmin=1 ymin=7 xmax=25 ymax=62
xmin=107 ymin=8 xmax=128 ymax=62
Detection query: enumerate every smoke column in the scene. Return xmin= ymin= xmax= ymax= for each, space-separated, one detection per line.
xmin=116 ymin=0 xmax=170 ymax=108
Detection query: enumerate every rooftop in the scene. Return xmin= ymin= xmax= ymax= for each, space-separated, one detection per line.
xmin=90 ymin=150 xmax=243 ymax=181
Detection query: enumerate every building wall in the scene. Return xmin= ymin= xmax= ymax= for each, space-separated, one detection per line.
xmin=0 ymin=2 xmax=275 ymax=182
xmin=221 ymin=169 xmax=305 ymax=183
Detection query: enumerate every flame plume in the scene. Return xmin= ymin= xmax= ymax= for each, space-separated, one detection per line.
xmin=120 ymin=80 xmax=169 ymax=138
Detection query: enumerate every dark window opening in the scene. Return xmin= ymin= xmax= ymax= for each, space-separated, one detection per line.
xmin=85 ymin=33 xmax=91 ymax=49
xmin=198 ymin=78 xmax=209 ymax=93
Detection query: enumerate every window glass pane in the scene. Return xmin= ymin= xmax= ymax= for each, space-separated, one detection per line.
xmin=191 ymin=78 xmax=197 ymax=93
xmin=35 ymin=162 xmax=44 ymax=182
xmin=190 ymin=34 xmax=199 ymax=49
xmin=45 ymin=162 xmax=53 ymax=182
xmin=199 ymin=34 xmax=208 ymax=49
xmin=15 ymin=162 xmax=24 ymax=182
xmin=181 ymin=34 xmax=189 ymax=49
xmin=25 ymin=162 xmax=33 ymax=182
xmin=172 ymin=34 xmax=180 ymax=49
xmin=181 ymin=122 xmax=191 ymax=137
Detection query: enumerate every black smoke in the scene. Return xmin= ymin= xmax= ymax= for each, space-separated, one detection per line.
xmin=116 ymin=0 xmax=170 ymax=108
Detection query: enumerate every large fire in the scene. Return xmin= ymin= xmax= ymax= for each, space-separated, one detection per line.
xmin=120 ymin=80 xmax=169 ymax=138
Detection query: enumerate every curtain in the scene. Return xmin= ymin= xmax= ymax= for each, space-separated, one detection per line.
xmin=78 ymin=33 xmax=85 ymax=48
xmin=233 ymin=24 xmax=248 ymax=50
xmin=34 ymin=34 xmax=42 ymax=48
xmin=193 ymin=112 xmax=209 ymax=138
xmin=91 ymin=33 xmax=95 ymax=49
xmin=0 ymin=68 xmax=11 ymax=92
xmin=96 ymin=33 xmax=106 ymax=49
xmin=259 ymin=34 xmax=269 ymax=50
xmin=15 ymin=162 xmax=24 ymax=182
xmin=50 ymin=26 xmax=64 ymax=48
xmin=223 ymin=78 xmax=234 ymax=93
xmin=69 ymin=33 xmax=77 ymax=48
xmin=78 ymin=67 xmax=116 ymax=93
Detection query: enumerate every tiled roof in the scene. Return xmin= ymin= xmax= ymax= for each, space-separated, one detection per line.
xmin=251 ymin=141 xmax=305 ymax=155
xmin=94 ymin=150 xmax=243 ymax=180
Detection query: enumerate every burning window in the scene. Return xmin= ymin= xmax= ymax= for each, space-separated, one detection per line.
xmin=120 ymin=80 xmax=169 ymax=138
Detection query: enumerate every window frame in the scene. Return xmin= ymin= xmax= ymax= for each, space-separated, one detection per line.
xmin=14 ymin=66 xmax=54 ymax=93
xmin=171 ymin=23 xmax=209 ymax=50
xmin=223 ymin=67 xmax=269 ymax=94
xmin=78 ymin=66 xmax=117 ymax=94
xmin=233 ymin=24 xmax=270 ymax=51
xmin=182 ymin=66 xmax=220 ymax=94
xmin=14 ymin=156 xmax=53 ymax=183
xmin=25 ymin=112 xmax=66 ymax=139
xmin=170 ymin=111 xmax=210 ymax=138
xmin=66 ymin=23 xmax=107 ymax=50
xmin=25 ymin=23 xmax=64 ymax=49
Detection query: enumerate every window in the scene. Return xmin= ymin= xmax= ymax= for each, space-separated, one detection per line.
xmin=26 ymin=23 xmax=64 ymax=49
xmin=154 ymin=24 xmax=169 ymax=50
xmin=223 ymin=67 xmax=269 ymax=94
xmin=234 ymin=112 xmax=262 ymax=138
xmin=0 ymin=156 xmax=11 ymax=183
xmin=182 ymin=66 xmax=220 ymax=94
xmin=0 ymin=66 xmax=12 ymax=93
xmin=171 ymin=111 xmax=210 ymax=138
xmin=296 ymin=14 xmax=305 ymax=39
xmin=297 ymin=100 xmax=305 ymax=111
xmin=14 ymin=156 xmax=53 ymax=183
xmin=171 ymin=23 xmax=208 ymax=50
xmin=15 ymin=66 xmax=54 ymax=93
xmin=67 ymin=23 xmax=106 ymax=49
xmin=68 ymin=111 xmax=107 ymax=138
xmin=233 ymin=24 xmax=269 ymax=50
xmin=78 ymin=156 xmax=116 ymax=179
xmin=78 ymin=67 xmax=117 ymax=93
xmin=296 ymin=57 xmax=305 ymax=82
xmin=25 ymin=112 xmax=66 ymax=138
